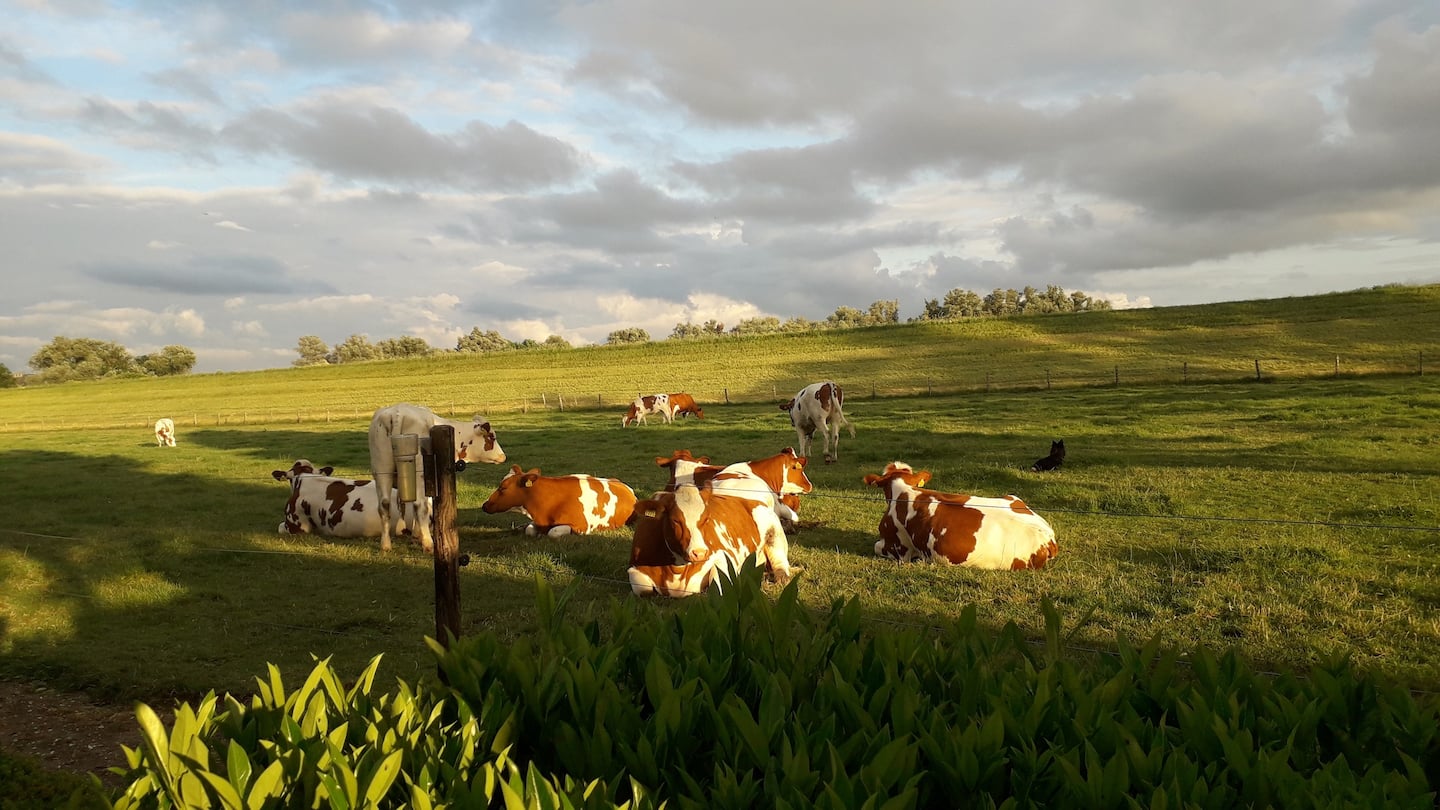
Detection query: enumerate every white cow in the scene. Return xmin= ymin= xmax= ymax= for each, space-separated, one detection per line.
xmin=154 ymin=418 xmax=176 ymax=447
xmin=779 ymin=381 xmax=854 ymax=463
xmin=622 ymin=394 xmax=674 ymax=427
xmin=368 ymin=403 xmax=506 ymax=552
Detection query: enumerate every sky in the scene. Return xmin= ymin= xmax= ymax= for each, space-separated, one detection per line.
xmin=2 ymin=1 xmax=1439 ymax=374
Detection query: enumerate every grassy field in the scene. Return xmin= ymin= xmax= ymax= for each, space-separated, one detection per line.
xmin=1 ymin=285 xmax=1439 ymax=711
xmin=1 ymin=283 xmax=1437 ymax=432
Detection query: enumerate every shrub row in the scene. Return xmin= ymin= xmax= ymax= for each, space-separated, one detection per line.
xmin=111 ymin=563 xmax=1440 ymax=808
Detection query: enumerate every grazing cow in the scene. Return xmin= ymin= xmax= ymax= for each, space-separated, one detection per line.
xmin=626 ymin=485 xmax=793 ymax=598
xmin=622 ymin=394 xmax=674 ymax=427
xmin=863 ymin=462 xmax=1058 ymax=570
xmin=271 ymin=459 xmax=426 ymax=540
xmin=154 ymin=418 xmax=176 ymax=447
xmin=1030 ymin=440 xmax=1066 ymax=472
xmin=369 ymin=403 xmax=506 ymax=552
xmin=780 ymin=381 xmax=854 ymax=463
xmin=667 ymin=392 xmax=705 ymax=419
xmin=482 ymin=465 xmax=637 ymax=537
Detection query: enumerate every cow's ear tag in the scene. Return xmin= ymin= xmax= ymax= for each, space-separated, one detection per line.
xmin=523 ymin=478 xmax=534 ymax=487
xmin=644 ymin=508 xmax=658 ymax=518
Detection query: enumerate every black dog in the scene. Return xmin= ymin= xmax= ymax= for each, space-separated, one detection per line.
xmin=1030 ymin=440 xmax=1065 ymax=472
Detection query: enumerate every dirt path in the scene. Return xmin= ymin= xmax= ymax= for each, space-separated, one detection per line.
xmin=0 ymin=678 xmax=147 ymax=785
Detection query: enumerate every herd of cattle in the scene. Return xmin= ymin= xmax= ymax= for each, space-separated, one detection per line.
xmin=169 ymin=381 xmax=1061 ymax=598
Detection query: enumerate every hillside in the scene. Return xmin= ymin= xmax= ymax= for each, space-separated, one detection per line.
xmin=3 ymin=283 xmax=1437 ymax=432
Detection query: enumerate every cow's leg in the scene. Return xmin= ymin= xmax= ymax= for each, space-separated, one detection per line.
xmin=414 ymin=455 xmax=433 ymax=553
xmin=545 ymin=526 xmax=574 ymax=538
xmin=373 ymin=470 xmax=395 ymax=551
xmin=825 ymin=419 xmax=840 ymax=463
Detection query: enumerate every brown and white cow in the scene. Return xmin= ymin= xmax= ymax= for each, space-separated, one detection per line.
xmin=780 ymin=381 xmax=854 ymax=463
xmin=667 ymin=392 xmax=705 ymax=419
xmin=271 ymin=459 xmax=427 ymax=541
xmin=863 ymin=462 xmax=1058 ymax=570
xmin=626 ymin=485 xmax=793 ymax=598
xmin=705 ymin=448 xmax=812 ymax=523
xmin=482 ymin=465 xmax=637 ymax=537
xmin=154 ymin=418 xmax=176 ymax=447
xmin=622 ymin=394 xmax=674 ymax=427
xmin=369 ymin=403 xmax=506 ymax=552
xmin=655 ymin=448 xmax=808 ymax=521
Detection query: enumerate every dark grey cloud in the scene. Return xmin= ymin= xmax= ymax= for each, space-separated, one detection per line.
xmin=496 ymin=170 xmax=700 ymax=252
xmin=223 ymin=102 xmax=586 ymax=191
xmin=0 ymin=38 xmax=56 ymax=84
xmin=83 ymin=255 xmax=336 ymax=296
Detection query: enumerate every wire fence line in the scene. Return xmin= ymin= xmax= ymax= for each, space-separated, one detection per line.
xmin=0 ymin=349 xmax=1432 ymax=434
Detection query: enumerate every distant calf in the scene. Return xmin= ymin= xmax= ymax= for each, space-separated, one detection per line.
xmin=369 ymin=403 xmax=506 ymax=552
xmin=154 ymin=418 xmax=176 ymax=447
xmin=1030 ymin=440 xmax=1065 ymax=472
xmin=864 ymin=462 xmax=1058 ymax=570
xmin=482 ymin=465 xmax=637 ymax=537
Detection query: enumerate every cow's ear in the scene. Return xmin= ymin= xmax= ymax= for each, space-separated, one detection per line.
xmin=522 ymin=470 xmax=541 ymax=486
xmin=862 ymin=474 xmax=882 ymax=487
xmin=778 ymin=400 xmax=792 ymax=411
xmin=635 ymin=498 xmax=662 ymax=518
xmin=271 ymin=470 xmax=287 ymax=481
xmin=655 ymin=456 xmax=672 ymax=467
xmin=320 ymin=466 xmax=334 ymax=476
xmin=696 ymin=455 xmax=710 ymax=464
xmin=917 ymin=471 xmax=933 ymax=486
xmin=474 ymin=416 xmax=490 ymax=431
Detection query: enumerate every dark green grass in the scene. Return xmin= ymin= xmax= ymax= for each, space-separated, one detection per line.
xmin=3 ymin=376 xmax=1439 ymax=708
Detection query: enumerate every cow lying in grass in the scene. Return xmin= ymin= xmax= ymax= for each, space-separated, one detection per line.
xmin=864 ymin=462 xmax=1058 ymax=569
xmin=481 ymin=465 xmax=637 ymax=537
xmin=627 ymin=485 xmax=793 ymax=598
xmin=272 ymin=459 xmax=428 ymax=542
xmin=654 ymin=448 xmax=808 ymax=524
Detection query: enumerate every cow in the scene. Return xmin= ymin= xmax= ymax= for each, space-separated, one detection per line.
xmin=154 ymin=418 xmax=176 ymax=447
xmin=271 ymin=459 xmax=427 ymax=540
xmin=667 ymin=392 xmax=705 ymax=419
xmin=369 ymin=403 xmax=506 ymax=552
xmin=481 ymin=465 xmax=637 ymax=537
xmin=780 ymin=381 xmax=854 ymax=463
xmin=622 ymin=394 xmax=674 ymax=427
xmin=654 ymin=449 xmax=719 ymax=490
xmin=863 ymin=462 xmax=1059 ymax=570
xmin=1030 ymin=440 xmax=1066 ymax=472
xmin=655 ymin=448 xmax=808 ymax=523
xmin=626 ymin=485 xmax=793 ymax=598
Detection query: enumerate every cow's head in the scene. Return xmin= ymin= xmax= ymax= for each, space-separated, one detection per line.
xmin=457 ymin=417 xmax=506 ymax=465
xmin=481 ymin=465 xmax=541 ymax=513
xmin=778 ymin=398 xmax=796 ymax=413
xmin=272 ymin=459 xmax=334 ymax=483
xmin=773 ymin=447 xmax=814 ymax=495
xmin=862 ymin=461 xmax=932 ymax=492
xmin=643 ymin=484 xmax=710 ymax=562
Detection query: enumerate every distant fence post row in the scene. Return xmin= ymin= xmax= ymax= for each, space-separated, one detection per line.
xmin=0 ymin=352 xmax=1431 ymax=433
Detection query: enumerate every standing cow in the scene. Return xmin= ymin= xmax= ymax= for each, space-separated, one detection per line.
xmin=154 ymin=418 xmax=176 ymax=447
xmin=626 ymin=484 xmax=793 ymax=598
xmin=369 ymin=403 xmax=506 ymax=552
xmin=863 ymin=462 xmax=1058 ymax=569
xmin=622 ymin=394 xmax=674 ymax=427
xmin=667 ymin=392 xmax=705 ymax=419
xmin=780 ymin=381 xmax=854 ymax=463
xmin=482 ymin=465 xmax=637 ymax=537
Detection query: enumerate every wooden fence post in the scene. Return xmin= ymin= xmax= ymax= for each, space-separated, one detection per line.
xmin=1254 ymin=359 xmax=1261 ymax=381
xmin=1046 ymin=369 xmax=1051 ymax=390
xmin=558 ymin=394 xmax=565 ymax=412
xmin=725 ymin=388 xmax=731 ymax=404
xmin=1335 ymin=355 xmax=1340 ymax=377
xmin=1114 ymin=366 xmax=1119 ymax=387
xmin=430 ymin=425 xmax=461 ymax=656
xmin=1182 ymin=362 xmax=1187 ymax=384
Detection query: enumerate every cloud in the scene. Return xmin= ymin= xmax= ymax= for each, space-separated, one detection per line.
xmin=82 ymin=255 xmax=335 ymax=296
xmin=0 ymin=132 xmax=110 ymax=185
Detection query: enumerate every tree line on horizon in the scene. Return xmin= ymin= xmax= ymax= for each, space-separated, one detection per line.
xmin=292 ymin=286 xmax=1112 ymax=366
xmin=5 ymin=337 xmax=197 ymax=386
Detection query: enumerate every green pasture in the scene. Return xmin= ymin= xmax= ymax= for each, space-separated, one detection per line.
xmin=2 ymin=372 xmax=1439 ymax=707
xmin=2 ymin=283 xmax=1437 ymax=433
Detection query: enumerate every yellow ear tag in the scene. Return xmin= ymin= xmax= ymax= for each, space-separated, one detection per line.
xmin=523 ymin=478 xmax=534 ymax=487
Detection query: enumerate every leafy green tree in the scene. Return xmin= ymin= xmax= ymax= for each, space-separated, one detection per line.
xmin=732 ymin=316 xmax=781 ymax=335
xmin=942 ymin=288 xmax=985 ymax=318
xmin=702 ymin=319 xmax=725 ymax=336
xmin=670 ymin=322 xmax=704 ymax=340
xmin=825 ymin=306 xmax=866 ymax=329
xmin=0 ymin=362 xmax=16 ymax=388
xmin=865 ymin=299 xmax=900 ymax=325
xmin=983 ymin=288 xmax=1021 ymax=316
xmin=137 ymin=345 xmax=197 ymax=376
xmin=542 ymin=334 xmax=572 ymax=349
xmin=293 ymin=336 xmax=330 ymax=367
xmin=29 ymin=336 xmax=136 ymax=382
xmin=781 ymin=316 xmax=816 ymax=332
xmin=606 ymin=327 xmax=650 ymax=345
xmin=376 ymin=336 xmax=435 ymax=359
xmin=455 ymin=328 xmax=513 ymax=353
xmin=332 ymin=334 xmax=380 ymax=364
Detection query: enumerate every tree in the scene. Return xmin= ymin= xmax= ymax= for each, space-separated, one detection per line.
xmin=606 ymin=327 xmax=650 ymax=345
xmin=780 ymin=316 xmax=816 ymax=332
xmin=137 ymin=345 xmax=197 ymax=376
xmin=702 ymin=320 xmax=726 ymax=336
xmin=732 ymin=316 xmax=781 ymax=335
xmin=942 ymin=288 xmax=984 ymax=318
xmin=865 ymin=299 xmax=900 ymax=325
xmin=455 ymin=328 xmax=513 ymax=353
xmin=293 ymin=336 xmax=330 ymax=367
xmin=0 ymin=362 xmax=15 ymax=388
xmin=29 ymin=336 xmax=136 ymax=382
xmin=825 ymin=306 xmax=866 ymax=329
xmin=542 ymin=334 xmax=572 ymax=349
xmin=670 ymin=322 xmax=704 ymax=340
xmin=332 ymin=334 xmax=380 ymax=364
xmin=376 ymin=336 xmax=434 ymax=359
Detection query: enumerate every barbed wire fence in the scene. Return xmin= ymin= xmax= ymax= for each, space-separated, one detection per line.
xmin=1 ymin=349 xmax=1432 ymax=434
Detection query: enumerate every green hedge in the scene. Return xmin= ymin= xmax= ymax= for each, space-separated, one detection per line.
xmin=111 ymin=562 xmax=1439 ymax=808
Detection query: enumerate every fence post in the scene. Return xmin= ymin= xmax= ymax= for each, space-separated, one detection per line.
xmin=1114 ymin=366 xmax=1119 ymax=387
xmin=558 ymin=394 xmax=565 ymax=412
xmin=1046 ymin=369 xmax=1051 ymax=390
xmin=542 ymin=393 xmax=548 ymax=408
xmin=1335 ymin=355 xmax=1340 ymax=377
xmin=1255 ymin=359 xmax=1261 ymax=381
xmin=725 ymin=388 xmax=731 ymax=404
xmin=927 ymin=379 xmax=932 ymax=396
xmin=1182 ymin=362 xmax=1187 ymax=384
xmin=430 ymin=425 xmax=461 ymax=660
